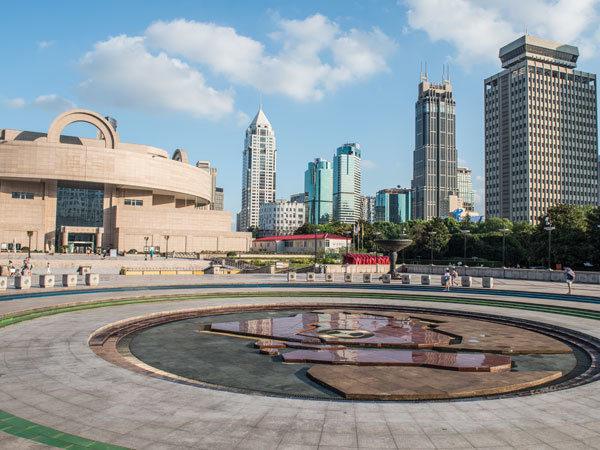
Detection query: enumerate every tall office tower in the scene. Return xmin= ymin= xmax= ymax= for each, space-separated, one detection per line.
xmin=304 ymin=158 xmax=333 ymax=225
xmin=237 ymin=106 xmax=277 ymax=231
xmin=290 ymin=193 xmax=306 ymax=204
xmin=196 ymin=161 xmax=221 ymax=210
xmin=485 ymin=35 xmax=598 ymax=223
xmin=375 ymin=187 xmax=411 ymax=223
xmin=333 ymin=143 xmax=361 ymax=224
xmin=214 ymin=187 xmax=224 ymax=211
xmin=359 ymin=195 xmax=376 ymax=223
xmin=457 ymin=167 xmax=474 ymax=212
xmin=411 ymin=73 xmax=458 ymax=220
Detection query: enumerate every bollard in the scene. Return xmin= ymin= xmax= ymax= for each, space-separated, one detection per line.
xmin=15 ymin=276 xmax=31 ymax=290
xmin=287 ymin=272 xmax=297 ymax=282
xmin=461 ymin=276 xmax=472 ymax=287
xmin=421 ymin=275 xmax=431 ymax=285
xmin=363 ymin=273 xmax=372 ymax=283
xmin=39 ymin=274 xmax=55 ymax=288
xmin=63 ymin=274 xmax=77 ymax=287
xmin=306 ymin=272 xmax=315 ymax=282
xmin=0 ymin=276 xmax=6 ymax=291
xmin=85 ymin=273 xmax=100 ymax=286
xmin=482 ymin=277 xmax=494 ymax=288
xmin=401 ymin=274 xmax=411 ymax=285
xmin=382 ymin=274 xmax=392 ymax=283
xmin=325 ymin=273 xmax=334 ymax=282
xmin=344 ymin=273 xmax=353 ymax=283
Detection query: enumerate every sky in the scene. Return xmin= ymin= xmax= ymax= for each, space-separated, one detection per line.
xmin=1 ymin=0 xmax=599 ymax=227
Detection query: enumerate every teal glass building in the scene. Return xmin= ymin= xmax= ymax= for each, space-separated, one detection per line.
xmin=375 ymin=187 xmax=411 ymax=223
xmin=304 ymin=158 xmax=333 ymax=224
xmin=333 ymin=143 xmax=361 ymax=224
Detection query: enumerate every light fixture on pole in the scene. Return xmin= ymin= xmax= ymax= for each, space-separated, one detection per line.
xmin=499 ymin=228 xmax=510 ymax=268
xmin=460 ymin=229 xmax=470 ymax=262
xmin=313 ymin=228 xmax=320 ymax=273
xmin=26 ymin=231 xmax=34 ymax=258
xmin=373 ymin=231 xmax=381 ymax=274
xmin=427 ymin=231 xmax=437 ymax=266
xmin=344 ymin=230 xmax=351 ymax=273
xmin=144 ymin=236 xmax=149 ymax=260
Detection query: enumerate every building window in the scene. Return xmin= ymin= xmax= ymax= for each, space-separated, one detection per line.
xmin=12 ymin=192 xmax=34 ymax=199
xmin=124 ymin=199 xmax=143 ymax=206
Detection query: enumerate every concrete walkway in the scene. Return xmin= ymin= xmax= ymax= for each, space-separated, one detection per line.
xmin=0 ymin=278 xmax=600 ymax=449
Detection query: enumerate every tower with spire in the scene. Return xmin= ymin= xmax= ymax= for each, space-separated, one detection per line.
xmin=237 ymin=106 xmax=277 ymax=232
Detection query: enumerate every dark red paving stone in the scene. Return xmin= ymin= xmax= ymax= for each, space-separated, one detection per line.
xmin=254 ymin=340 xmax=286 ymax=349
xmin=259 ymin=348 xmax=280 ymax=356
xmin=307 ymin=365 xmax=563 ymax=400
xmin=282 ymin=349 xmax=511 ymax=372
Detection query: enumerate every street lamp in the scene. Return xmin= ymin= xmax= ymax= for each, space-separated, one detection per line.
xmin=344 ymin=230 xmax=351 ymax=273
xmin=26 ymin=231 xmax=34 ymax=258
xmin=399 ymin=232 xmax=407 ymax=264
xmin=144 ymin=236 xmax=149 ymax=260
xmin=543 ymin=225 xmax=555 ymax=269
xmin=428 ymin=231 xmax=437 ymax=267
xmin=373 ymin=231 xmax=381 ymax=274
xmin=499 ymin=228 xmax=510 ymax=268
xmin=164 ymin=235 xmax=170 ymax=259
xmin=314 ymin=228 xmax=320 ymax=273
xmin=460 ymin=230 xmax=470 ymax=263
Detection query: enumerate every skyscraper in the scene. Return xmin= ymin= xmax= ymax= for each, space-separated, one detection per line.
xmin=359 ymin=195 xmax=376 ymax=223
xmin=411 ymin=73 xmax=458 ymax=220
xmin=457 ymin=167 xmax=474 ymax=212
xmin=237 ymin=106 xmax=277 ymax=231
xmin=375 ymin=187 xmax=411 ymax=223
xmin=333 ymin=143 xmax=361 ymax=224
xmin=304 ymin=158 xmax=333 ymax=225
xmin=485 ymin=35 xmax=598 ymax=223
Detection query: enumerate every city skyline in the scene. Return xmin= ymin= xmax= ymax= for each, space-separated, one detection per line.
xmin=2 ymin=1 xmax=600 ymax=227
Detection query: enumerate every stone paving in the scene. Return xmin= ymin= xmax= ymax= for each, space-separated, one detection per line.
xmin=0 ymin=277 xmax=600 ymax=448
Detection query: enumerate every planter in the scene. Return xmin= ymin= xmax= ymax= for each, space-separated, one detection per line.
xmin=39 ymin=274 xmax=55 ymax=288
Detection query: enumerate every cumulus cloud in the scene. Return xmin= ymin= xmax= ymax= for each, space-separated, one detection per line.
xmin=362 ymin=159 xmax=377 ymax=170
xmin=405 ymin=0 xmax=600 ymax=66
xmin=2 ymin=95 xmax=75 ymax=113
xmin=39 ymin=41 xmax=55 ymax=50
xmin=145 ymin=14 xmax=397 ymax=101
xmin=77 ymin=35 xmax=235 ymax=120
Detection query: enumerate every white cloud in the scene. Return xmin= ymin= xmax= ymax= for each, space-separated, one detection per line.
xmin=2 ymin=95 xmax=75 ymax=113
xmin=475 ymin=175 xmax=483 ymax=182
xmin=39 ymin=41 xmax=55 ymax=50
xmin=405 ymin=0 xmax=600 ymax=66
xmin=77 ymin=35 xmax=235 ymax=119
xmin=362 ymin=159 xmax=377 ymax=170
xmin=2 ymin=97 xmax=26 ymax=108
xmin=145 ymin=15 xmax=397 ymax=101
xmin=32 ymin=94 xmax=76 ymax=112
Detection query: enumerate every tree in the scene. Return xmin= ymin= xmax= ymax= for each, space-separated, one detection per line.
xmin=247 ymin=226 xmax=260 ymax=239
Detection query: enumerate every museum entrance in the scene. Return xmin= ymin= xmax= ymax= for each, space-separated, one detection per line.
xmin=68 ymin=233 xmax=96 ymax=253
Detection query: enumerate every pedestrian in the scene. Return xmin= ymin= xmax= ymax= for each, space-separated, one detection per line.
xmin=450 ymin=266 xmax=458 ymax=287
xmin=8 ymin=260 xmax=15 ymax=276
xmin=150 ymin=247 xmax=154 ymax=260
xmin=443 ymin=269 xmax=451 ymax=291
xmin=565 ymin=267 xmax=575 ymax=295
xmin=46 ymin=262 xmax=51 ymax=274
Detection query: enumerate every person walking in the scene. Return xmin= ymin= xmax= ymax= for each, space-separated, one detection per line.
xmin=450 ymin=266 xmax=458 ymax=287
xmin=46 ymin=262 xmax=51 ymax=274
xmin=565 ymin=267 xmax=575 ymax=295
xmin=443 ymin=269 xmax=451 ymax=291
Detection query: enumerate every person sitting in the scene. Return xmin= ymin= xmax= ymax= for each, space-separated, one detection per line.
xmin=8 ymin=261 xmax=15 ymax=276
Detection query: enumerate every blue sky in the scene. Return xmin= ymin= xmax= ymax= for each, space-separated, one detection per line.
xmin=1 ymin=0 xmax=599 ymax=224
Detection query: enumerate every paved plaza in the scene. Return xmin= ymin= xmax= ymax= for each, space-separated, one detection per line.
xmin=0 ymin=274 xmax=599 ymax=449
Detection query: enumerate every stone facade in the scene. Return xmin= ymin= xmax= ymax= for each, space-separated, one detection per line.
xmin=0 ymin=109 xmax=251 ymax=253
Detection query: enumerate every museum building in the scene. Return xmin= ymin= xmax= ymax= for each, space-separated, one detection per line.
xmin=0 ymin=109 xmax=251 ymax=253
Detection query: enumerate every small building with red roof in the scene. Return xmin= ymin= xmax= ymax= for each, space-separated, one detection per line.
xmin=252 ymin=233 xmax=351 ymax=253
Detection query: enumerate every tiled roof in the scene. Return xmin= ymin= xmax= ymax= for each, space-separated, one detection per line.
xmin=254 ymin=233 xmax=350 ymax=242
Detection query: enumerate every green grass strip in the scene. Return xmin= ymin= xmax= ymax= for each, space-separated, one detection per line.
xmin=0 ymin=288 xmax=599 ymax=448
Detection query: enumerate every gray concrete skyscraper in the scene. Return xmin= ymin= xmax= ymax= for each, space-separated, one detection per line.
xmin=411 ymin=73 xmax=458 ymax=220
xmin=485 ymin=35 xmax=598 ymax=223
xmin=237 ymin=106 xmax=277 ymax=231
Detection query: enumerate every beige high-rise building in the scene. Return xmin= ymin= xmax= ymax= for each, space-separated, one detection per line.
xmin=485 ymin=35 xmax=598 ymax=223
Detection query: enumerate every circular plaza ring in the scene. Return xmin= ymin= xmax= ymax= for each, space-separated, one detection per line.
xmin=89 ymin=301 xmax=600 ymax=402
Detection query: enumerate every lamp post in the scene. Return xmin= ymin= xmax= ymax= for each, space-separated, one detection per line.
xmin=144 ymin=236 xmax=149 ymax=260
xmin=428 ymin=231 xmax=437 ymax=268
xmin=399 ymin=232 xmax=407 ymax=264
xmin=373 ymin=231 xmax=381 ymax=275
xmin=344 ymin=230 xmax=351 ymax=273
xmin=26 ymin=231 xmax=34 ymax=258
xmin=314 ymin=228 xmax=320 ymax=273
xmin=164 ymin=235 xmax=170 ymax=259
xmin=460 ymin=229 xmax=470 ymax=263
xmin=499 ymin=228 xmax=510 ymax=268
xmin=544 ymin=225 xmax=555 ymax=269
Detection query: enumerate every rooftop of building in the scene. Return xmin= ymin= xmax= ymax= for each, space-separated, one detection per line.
xmin=499 ymin=35 xmax=579 ymax=69
xmin=248 ymin=105 xmax=272 ymax=129
xmin=254 ymin=233 xmax=350 ymax=242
